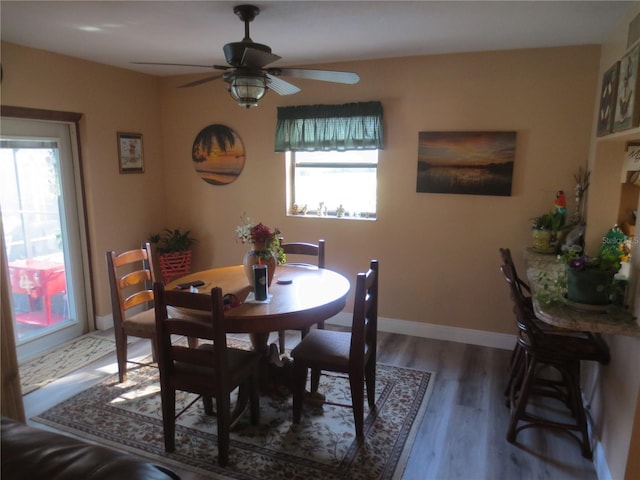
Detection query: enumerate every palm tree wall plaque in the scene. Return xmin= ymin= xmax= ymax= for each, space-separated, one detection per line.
xmin=192 ymin=124 xmax=246 ymax=185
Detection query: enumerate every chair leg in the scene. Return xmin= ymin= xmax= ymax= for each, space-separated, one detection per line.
xmin=249 ymin=370 xmax=260 ymax=425
xmin=161 ymin=388 xmax=176 ymax=452
xmin=507 ymin=355 xmax=536 ymax=444
xmin=278 ymin=330 xmax=286 ymax=355
xmin=114 ymin=329 xmax=128 ymax=383
xmin=202 ymin=396 xmax=214 ymax=415
xmin=505 ymin=343 xmax=523 ymax=397
xmin=292 ymin=362 xmax=308 ymax=424
xmin=310 ymin=367 xmax=321 ymax=393
xmin=365 ymin=357 xmax=376 ymax=409
xmin=216 ymin=394 xmax=231 ymax=467
xmin=564 ymin=362 xmax=592 ymax=459
xmin=349 ymin=371 xmax=365 ymax=440
xmin=150 ymin=334 xmax=158 ymax=363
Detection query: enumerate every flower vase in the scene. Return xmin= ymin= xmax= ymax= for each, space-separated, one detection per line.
xmin=243 ymin=244 xmax=276 ymax=287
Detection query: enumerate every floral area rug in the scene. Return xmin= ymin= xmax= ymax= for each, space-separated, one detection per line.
xmin=20 ymin=333 xmax=117 ymax=395
xmin=33 ymin=340 xmax=434 ymax=480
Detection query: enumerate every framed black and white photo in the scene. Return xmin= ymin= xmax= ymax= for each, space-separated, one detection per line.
xmin=613 ymin=46 xmax=640 ymax=133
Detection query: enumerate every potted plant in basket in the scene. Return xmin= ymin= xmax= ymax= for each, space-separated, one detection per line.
xmin=148 ymin=228 xmax=197 ymax=283
xmin=531 ymin=210 xmax=567 ymax=253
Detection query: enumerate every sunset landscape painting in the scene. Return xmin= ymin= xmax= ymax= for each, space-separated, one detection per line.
xmin=416 ymin=131 xmax=516 ymax=196
xmin=192 ymin=124 xmax=245 ymax=185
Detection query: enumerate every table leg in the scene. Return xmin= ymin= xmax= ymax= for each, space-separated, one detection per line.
xmin=249 ymin=332 xmax=270 ymax=356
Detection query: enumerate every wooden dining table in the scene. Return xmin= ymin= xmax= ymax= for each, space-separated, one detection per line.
xmin=165 ymin=264 xmax=351 ymax=356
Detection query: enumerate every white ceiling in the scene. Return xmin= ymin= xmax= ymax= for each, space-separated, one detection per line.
xmin=0 ymin=1 xmax=635 ymax=77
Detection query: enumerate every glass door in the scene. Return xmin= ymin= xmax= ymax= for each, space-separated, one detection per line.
xmin=1 ymin=117 xmax=89 ymax=362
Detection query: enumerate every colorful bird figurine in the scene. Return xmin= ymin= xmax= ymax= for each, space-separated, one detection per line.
xmin=555 ymin=190 xmax=567 ymax=215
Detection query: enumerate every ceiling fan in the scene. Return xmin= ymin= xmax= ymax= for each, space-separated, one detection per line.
xmin=134 ymin=4 xmax=360 ymax=108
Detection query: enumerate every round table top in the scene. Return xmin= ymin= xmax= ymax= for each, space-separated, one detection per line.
xmin=166 ymin=264 xmax=351 ymax=334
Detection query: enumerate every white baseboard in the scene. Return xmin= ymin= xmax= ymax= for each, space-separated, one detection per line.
xmin=592 ymin=431 xmax=612 ymax=480
xmin=95 ymin=314 xmax=113 ymax=331
xmin=326 ymin=313 xmax=516 ymax=350
xmin=96 ymin=310 xmax=516 ymax=349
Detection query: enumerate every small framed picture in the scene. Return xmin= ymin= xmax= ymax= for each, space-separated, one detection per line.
xmin=613 ymin=45 xmax=640 ymax=133
xmin=597 ymin=62 xmax=619 ymax=136
xmin=117 ymin=132 xmax=144 ymax=173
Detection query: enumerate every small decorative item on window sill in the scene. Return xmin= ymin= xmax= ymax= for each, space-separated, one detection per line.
xmin=236 ymin=214 xmax=285 ymax=287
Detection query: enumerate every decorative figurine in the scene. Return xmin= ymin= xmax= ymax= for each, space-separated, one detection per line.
xmin=555 ymin=190 xmax=567 ymax=215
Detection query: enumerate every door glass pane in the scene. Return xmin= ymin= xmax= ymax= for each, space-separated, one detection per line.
xmin=1 ymin=139 xmax=74 ymax=342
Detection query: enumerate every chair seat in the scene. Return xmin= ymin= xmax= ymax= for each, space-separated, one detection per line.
xmin=122 ymin=307 xmax=156 ymax=334
xmin=173 ymin=345 xmax=260 ymax=384
xmin=529 ymin=331 xmax=610 ymax=365
xmin=291 ymin=329 xmax=369 ymax=372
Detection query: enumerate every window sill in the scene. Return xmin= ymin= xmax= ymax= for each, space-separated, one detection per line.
xmin=286 ymin=213 xmax=376 ymax=221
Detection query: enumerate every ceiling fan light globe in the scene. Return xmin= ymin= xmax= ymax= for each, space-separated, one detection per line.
xmin=228 ymin=74 xmax=267 ymax=108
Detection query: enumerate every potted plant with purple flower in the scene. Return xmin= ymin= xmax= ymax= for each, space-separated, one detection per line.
xmin=563 ymin=225 xmax=626 ymax=308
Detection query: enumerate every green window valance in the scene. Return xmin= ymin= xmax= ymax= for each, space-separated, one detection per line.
xmin=274 ymin=101 xmax=383 ymax=152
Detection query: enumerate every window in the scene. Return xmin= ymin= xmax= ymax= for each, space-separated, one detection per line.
xmin=275 ymin=101 xmax=383 ymax=220
xmin=288 ymin=149 xmax=378 ymax=219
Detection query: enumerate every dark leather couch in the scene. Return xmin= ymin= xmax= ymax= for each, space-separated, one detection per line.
xmin=1 ymin=417 xmax=180 ymax=480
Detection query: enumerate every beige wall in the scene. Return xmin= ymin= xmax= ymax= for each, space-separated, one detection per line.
xmin=1 ymin=43 xmax=168 ymax=319
xmin=159 ymin=46 xmax=600 ymax=336
xmin=1 ymin=42 xmax=600 ymax=333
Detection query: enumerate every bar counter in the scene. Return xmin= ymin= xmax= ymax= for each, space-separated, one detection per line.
xmin=524 ymin=249 xmax=640 ymax=337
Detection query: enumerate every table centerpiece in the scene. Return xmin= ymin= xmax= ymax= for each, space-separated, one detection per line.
xmin=235 ymin=214 xmax=285 ymax=287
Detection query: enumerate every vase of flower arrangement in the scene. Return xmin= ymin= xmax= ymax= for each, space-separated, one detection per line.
xmin=236 ymin=215 xmax=285 ymax=287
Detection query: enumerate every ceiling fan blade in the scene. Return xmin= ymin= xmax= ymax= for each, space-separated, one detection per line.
xmin=242 ymin=47 xmax=281 ymax=68
xmin=132 ymin=61 xmax=217 ymax=69
xmin=266 ymin=74 xmax=301 ymax=96
xmin=270 ymin=68 xmax=360 ymax=84
xmin=178 ymin=74 xmax=223 ymax=88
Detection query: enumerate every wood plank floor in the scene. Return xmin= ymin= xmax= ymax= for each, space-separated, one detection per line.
xmin=21 ymin=329 xmax=598 ymax=480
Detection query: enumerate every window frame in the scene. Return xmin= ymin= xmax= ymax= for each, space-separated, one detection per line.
xmin=286 ymin=150 xmax=379 ymax=220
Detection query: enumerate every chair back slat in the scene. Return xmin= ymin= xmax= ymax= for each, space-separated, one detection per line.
xmin=123 ymin=290 xmax=154 ymax=311
xmin=280 ymin=239 xmax=325 ymax=268
xmin=120 ymin=269 xmax=152 ymax=289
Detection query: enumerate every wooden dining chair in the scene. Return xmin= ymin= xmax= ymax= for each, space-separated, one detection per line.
xmin=291 ymin=259 xmax=378 ymax=440
xmin=499 ymin=260 xmax=609 ymax=458
xmin=277 ymin=238 xmax=326 ymax=354
xmin=153 ymin=282 xmax=260 ymax=467
xmin=106 ymin=243 xmax=158 ymax=383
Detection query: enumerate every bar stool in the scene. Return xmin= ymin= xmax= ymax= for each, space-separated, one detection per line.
xmin=499 ymin=258 xmax=609 ymax=458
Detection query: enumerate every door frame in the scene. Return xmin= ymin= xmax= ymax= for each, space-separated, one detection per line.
xmin=1 ymin=105 xmax=95 ymax=354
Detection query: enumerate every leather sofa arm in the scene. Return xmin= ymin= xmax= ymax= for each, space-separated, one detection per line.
xmin=1 ymin=417 xmax=180 ymax=480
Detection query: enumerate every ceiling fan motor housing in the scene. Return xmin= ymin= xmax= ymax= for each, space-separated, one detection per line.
xmin=223 ymin=41 xmax=272 ymax=67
